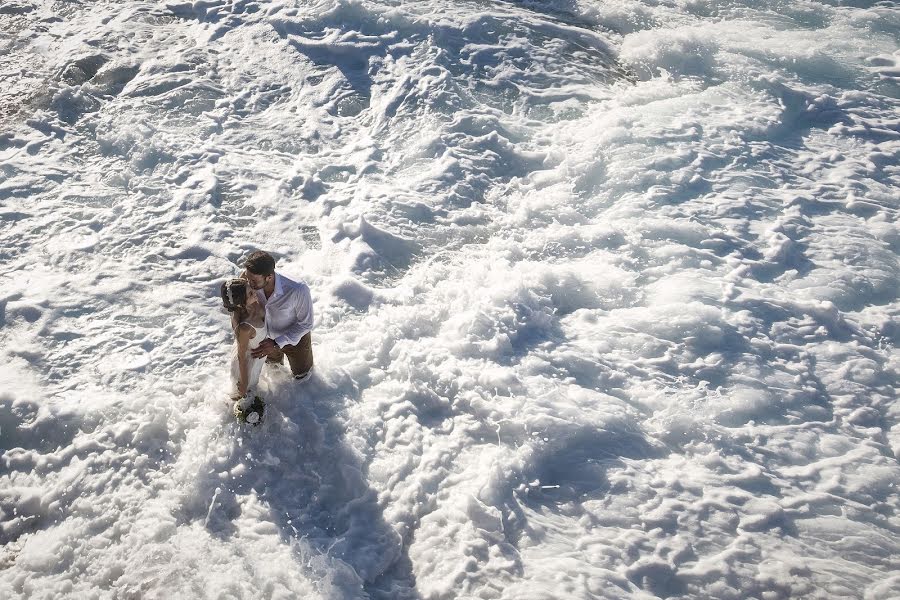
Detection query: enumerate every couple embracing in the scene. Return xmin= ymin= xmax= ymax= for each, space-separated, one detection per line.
xmin=222 ymin=251 xmax=313 ymax=421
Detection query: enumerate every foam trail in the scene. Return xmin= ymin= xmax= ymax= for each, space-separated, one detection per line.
xmin=203 ymin=486 xmax=222 ymax=528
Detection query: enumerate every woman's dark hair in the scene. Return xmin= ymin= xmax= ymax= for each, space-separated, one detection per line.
xmin=244 ymin=250 xmax=276 ymax=276
xmin=221 ymin=278 xmax=249 ymax=312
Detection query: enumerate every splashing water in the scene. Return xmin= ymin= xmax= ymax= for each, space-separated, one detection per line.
xmin=1 ymin=0 xmax=898 ymax=598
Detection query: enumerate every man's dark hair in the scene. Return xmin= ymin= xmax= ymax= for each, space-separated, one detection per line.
xmin=244 ymin=250 xmax=276 ymax=276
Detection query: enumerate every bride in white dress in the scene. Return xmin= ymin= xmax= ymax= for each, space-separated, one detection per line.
xmin=227 ymin=280 xmax=267 ymax=401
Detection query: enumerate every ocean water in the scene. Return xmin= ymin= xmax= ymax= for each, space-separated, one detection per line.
xmin=0 ymin=0 xmax=898 ymax=598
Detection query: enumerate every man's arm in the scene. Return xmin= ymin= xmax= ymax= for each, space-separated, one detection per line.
xmin=272 ymin=284 xmax=313 ymax=348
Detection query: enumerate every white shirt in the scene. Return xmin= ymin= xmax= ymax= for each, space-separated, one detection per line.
xmin=254 ymin=273 xmax=314 ymax=348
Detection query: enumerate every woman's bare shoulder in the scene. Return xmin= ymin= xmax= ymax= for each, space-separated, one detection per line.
xmin=236 ymin=322 xmax=257 ymax=338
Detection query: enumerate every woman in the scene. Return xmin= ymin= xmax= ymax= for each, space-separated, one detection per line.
xmin=221 ymin=278 xmax=266 ymax=423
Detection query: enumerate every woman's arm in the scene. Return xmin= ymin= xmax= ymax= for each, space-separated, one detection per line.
xmin=235 ymin=323 xmax=254 ymax=397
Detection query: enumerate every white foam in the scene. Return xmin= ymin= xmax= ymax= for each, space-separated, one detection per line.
xmin=1 ymin=0 xmax=898 ymax=598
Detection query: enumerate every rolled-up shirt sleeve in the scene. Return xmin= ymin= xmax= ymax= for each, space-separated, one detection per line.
xmin=273 ymin=284 xmax=313 ymax=348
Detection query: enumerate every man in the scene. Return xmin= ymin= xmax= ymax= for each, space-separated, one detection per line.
xmin=241 ymin=250 xmax=314 ymax=382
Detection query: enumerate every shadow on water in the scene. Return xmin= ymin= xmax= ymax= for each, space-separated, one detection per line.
xmin=185 ymin=369 xmax=422 ymax=599
xmin=487 ymin=426 xmax=675 ymax=594
xmin=517 ymin=426 xmax=662 ymax=512
xmin=282 ymin=37 xmax=375 ymax=118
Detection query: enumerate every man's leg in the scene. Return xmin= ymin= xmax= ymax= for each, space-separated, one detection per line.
xmin=281 ymin=333 xmax=313 ymax=381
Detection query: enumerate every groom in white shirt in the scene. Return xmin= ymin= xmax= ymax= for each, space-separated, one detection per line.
xmin=242 ymin=250 xmax=314 ymax=382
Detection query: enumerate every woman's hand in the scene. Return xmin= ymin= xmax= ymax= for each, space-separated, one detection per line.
xmin=251 ymin=338 xmax=279 ymax=359
xmin=237 ymin=380 xmax=248 ymax=397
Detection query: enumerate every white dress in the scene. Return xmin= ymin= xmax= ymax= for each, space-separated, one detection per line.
xmin=231 ymin=319 xmax=267 ymax=397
